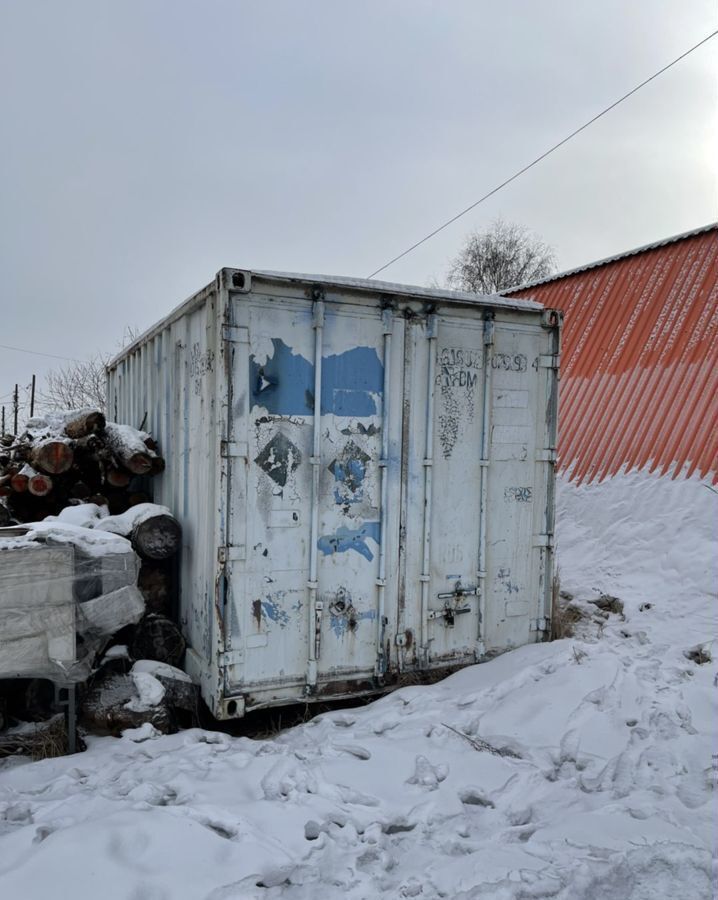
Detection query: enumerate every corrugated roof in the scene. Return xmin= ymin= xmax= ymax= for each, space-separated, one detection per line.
xmin=511 ymin=225 xmax=718 ymax=484
xmin=506 ymin=222 xmax=718 ymax=294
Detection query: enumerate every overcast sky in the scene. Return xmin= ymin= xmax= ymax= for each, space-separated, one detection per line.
xmin=1 ymin=0 xmax=716 ymax=419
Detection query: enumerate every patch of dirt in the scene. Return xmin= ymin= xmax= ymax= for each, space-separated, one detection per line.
xmin=589 ymin=595 xmax=624 ymax=616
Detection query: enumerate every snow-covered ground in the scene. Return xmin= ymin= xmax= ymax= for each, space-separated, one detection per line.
xmin=0 ymin=472 xmax=716 ymax=899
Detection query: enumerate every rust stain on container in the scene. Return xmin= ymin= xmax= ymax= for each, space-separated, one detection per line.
xmin=510 ymin=224 xmax=718 ymax=484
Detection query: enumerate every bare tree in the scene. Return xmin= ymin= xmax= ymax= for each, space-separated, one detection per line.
xmin=41 ymin=354 xmax=109 ymax=411
xmin=447 ymin=218 xmax=557 ymax=294
xmin=39 ymin=326 xmax=140 ymax=414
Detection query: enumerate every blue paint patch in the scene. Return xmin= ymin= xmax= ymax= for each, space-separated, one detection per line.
xmin=329 ymin=441 xmax=371 ymax=508
xmin=321 ymin=347 xmax=383 ymax=416
xmin=329 ymin=608 xmax=378 ymax=638
xmin=261 ymin=598 xmax=290 ymax=626
xmin=249 ymin=340 xmax=383 ymax=417
xmin=317 ymin=522 xmax=381 ymax=561
xmin=250 ymin=339 xmax=313 ymax=416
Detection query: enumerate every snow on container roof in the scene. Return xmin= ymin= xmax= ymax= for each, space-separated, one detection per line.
xmin=108 ymin=269 xmax=541 ymax=369
xmin=509 ymin=223 xmax=718 ymax=484
xmin=251 ymin=270 xmax=542 ymax=311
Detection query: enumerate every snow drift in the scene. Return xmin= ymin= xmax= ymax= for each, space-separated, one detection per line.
xmin=0 ymin=471 xmax=715 ymax=899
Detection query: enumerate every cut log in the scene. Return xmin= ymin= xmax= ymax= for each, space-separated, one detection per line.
xmin=138 ymin=560 xmax=174 ymax=616
xmin=80 ymin=671 xmax=172 ymax=736
xmin=63 ymin=410 xmax=106 ymax=440
xmin=132 ymin=662 xmax=197 ymax=712
xmin=130 ymin=614 xmax=186 ymax=667
xmin=31 ymin=440 xmax=74 ymax=475
xmin=127 ymin=491 xmax=150 ymax=507
xmin=131 ymin=514 xmax=181 ymax=560
xmin=106 ymin=468 xmax=131 ymax=488
xmin=9 ymin=472 xmax=28 ymax=493
xmin=27 ymin=469 xmax=53 ymax=497
xmin=104 ymin=423 xmax=154 ymax=475
xmin=149 ymin=455 xmax=166 ymax=475
xmin=68 ymin=481 xmax=91 ymax=499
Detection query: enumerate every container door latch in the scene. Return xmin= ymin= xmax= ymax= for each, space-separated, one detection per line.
xmin=429 ymin=581 xmax=478 ymax=627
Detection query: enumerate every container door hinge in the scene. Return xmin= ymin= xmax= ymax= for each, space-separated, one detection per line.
xmin=533 ymin=533 xmax=554 ymax=549
xmin=222 ymin=324 xmax=249 ymax=343
xmin=221 ymin=441 xmax=248 ymax=458
xmin=218 ymin=545 xmax=246 ymax=564
xmin=531 ymin=617 xmax=550 ymax=633
xmin=536 ymin=449 xmax=557 ymax=463
xmin=218 ymin=648 xmax=244 ymax=666
xmin=537 ymin=354 xmax=561 ymax=369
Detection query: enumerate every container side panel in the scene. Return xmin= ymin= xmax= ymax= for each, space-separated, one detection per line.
xmin=107 ymin=291 xmax=220 ymax=704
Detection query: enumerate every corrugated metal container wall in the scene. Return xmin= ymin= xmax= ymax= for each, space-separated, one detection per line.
xmin=108 ymin=270 xmax=561 ymax=718
xmin=511 ymin=225 xmax=718 ymax=484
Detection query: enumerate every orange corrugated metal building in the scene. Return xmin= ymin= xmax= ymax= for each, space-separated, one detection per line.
xmin=508 ymin=223 xmax=718 ymax=484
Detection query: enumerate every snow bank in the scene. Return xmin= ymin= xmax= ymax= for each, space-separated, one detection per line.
xmin=95 ymin=503 xmax=172 ymax=537
xmin=0 ymin=519 xmax=131 ymax=557
xmin=0 ymin=472 xmax=714 ymax=899
xmin=556 ymin=471 xmax=717 ymax=648
xmin=37 ymin=501 xmax=172 ymax=542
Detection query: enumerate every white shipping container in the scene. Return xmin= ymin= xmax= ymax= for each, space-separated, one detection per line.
xmin=107 ymin=270 xmax=561 ymax=719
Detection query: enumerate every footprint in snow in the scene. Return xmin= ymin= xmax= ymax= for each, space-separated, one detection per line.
xmin=458 ymin=787 xmax=494 ymax=808
xmin=406 ymin=755 xmax=448 ymax=790
xmin=331 ymin=743 xmax=371 ymax=760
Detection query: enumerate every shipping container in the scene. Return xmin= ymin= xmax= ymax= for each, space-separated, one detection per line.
xmin=107 ymin=270 xmax=561 ymax=718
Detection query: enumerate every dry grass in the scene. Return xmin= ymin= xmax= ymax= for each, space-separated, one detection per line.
xmin=550 ymin=568 xmax=587 ymax=640
xmin=0 ymin=714 xmax=69 ymax=760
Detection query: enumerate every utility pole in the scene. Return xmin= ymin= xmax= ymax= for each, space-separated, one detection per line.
xmin=30 ymin=374 xmax=36 ymax=418
xmin=1 ymin=406 xmax=5 ymax=435
xmin=12 ymin=384 xmax=18 ymax=436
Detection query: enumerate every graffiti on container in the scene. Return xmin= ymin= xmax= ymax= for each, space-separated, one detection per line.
xmin=329 ymin=440 xmax=371 ymax=511
xmin=317 ymin=521 xmax=381 ymax=561
xmin=340 ymin=422 xmax=380 ymax=437
xmin=249 ymin=339 xmax=383 ymax=417
xmin=504 ymin=486 xmax=533 ymax=502
xmin=497 ymin=566 xmax=520 ymax=594
xmin=254 ymin=432 xmax=301 ymax=487
xmin=190 ymin=343 xmax=215 ymax=395
xmin=491 ymin=353 xmax=527 ymax=373
xmin=437 ymin=346 xmax=479 ymax=459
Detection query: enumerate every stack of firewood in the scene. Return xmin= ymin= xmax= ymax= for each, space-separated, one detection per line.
xmin=0 ymin=410 xmax=165 ymax=526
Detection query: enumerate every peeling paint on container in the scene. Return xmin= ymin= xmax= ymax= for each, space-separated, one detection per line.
xmin=107 ymin=269 xmax=560 ymax=718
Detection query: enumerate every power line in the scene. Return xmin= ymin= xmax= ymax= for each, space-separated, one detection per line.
xmin=367 ymin=30 xmax=718 ymax=279
xmin=0 ymin=343 xmax=83 ymax=363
